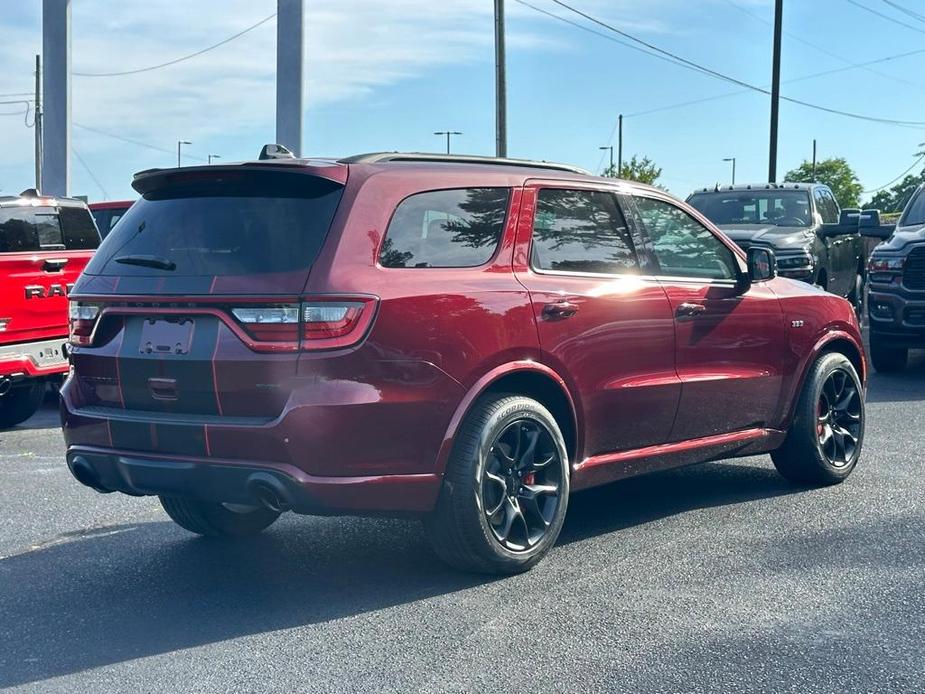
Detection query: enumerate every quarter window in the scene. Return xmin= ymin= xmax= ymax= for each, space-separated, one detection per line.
xmin=635 ymin=196 xmax=738 ymax=280
xmin=379 ymin=188 xmax=510 ymax=268
xmin=531 ymin=189 xmax=638 ymax=274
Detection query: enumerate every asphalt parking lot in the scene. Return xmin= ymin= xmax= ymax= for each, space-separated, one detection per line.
xmin=1 ymin=358 xmax=923 ymax=693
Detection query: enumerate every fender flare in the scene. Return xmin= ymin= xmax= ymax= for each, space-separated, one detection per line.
xmin=781 ymin=328 xmax=866 ymax=428
xmin=432 ymin=360 xmax=580 ymax=478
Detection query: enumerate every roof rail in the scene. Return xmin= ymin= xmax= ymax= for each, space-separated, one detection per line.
xmin=338 ymin=152 xmax=591 ymax=176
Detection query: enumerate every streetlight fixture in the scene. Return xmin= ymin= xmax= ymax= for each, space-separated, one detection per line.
xmin=723 ymin=157 xmax=737 ymax=185
xmin=177 ymin=140 xmax=192 ymax=167
xmin=599 ymin=145 xmax=614 ymax=174
xmin=434 ymin=131 xmax=462 ymax=155
xmin=208 ymin=154 xmax=221 ymax=165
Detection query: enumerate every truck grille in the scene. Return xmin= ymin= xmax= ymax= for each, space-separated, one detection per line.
xmin=903 ymin=247 xmax=925 ymax=290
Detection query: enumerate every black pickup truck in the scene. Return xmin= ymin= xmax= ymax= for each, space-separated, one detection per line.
xmin=688 ymin=183 xmax=866 ymax=314
xmin=864 ymin=184 xmax=925 ymax=371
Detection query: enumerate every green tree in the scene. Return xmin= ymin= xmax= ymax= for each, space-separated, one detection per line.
xmin=603 ymin=154 xmax=663 ymax=187
xmin=866 ymin=146 xmax=925 ymax=212
xmin=784 ymin=157 xmax=862 ymax=209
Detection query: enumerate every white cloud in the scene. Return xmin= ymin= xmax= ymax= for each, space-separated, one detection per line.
xmin=0 ymin=0 xmax=688 ymax=196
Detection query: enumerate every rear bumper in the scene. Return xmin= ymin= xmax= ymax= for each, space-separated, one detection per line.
xmin=0 ymin=337 xmax=69 ymax=378
xmin=66 ymin=445 xmax=441 ymax=515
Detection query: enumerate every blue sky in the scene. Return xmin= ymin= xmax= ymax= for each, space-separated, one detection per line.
xmin=1 ymin=0 xmax=923 ymax=201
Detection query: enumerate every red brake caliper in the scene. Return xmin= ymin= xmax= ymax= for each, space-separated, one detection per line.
xmin=523 ymin=472 xmax=535 ymax=485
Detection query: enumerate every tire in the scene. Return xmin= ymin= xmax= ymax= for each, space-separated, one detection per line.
xmin=772 ymin=353 xmax=864 ymax=486
xmin=0 ymin=380 xmax=45 ymax=429
xmin=424 ymin=394 xmax=570 ymax=574
xmin=848 ymin=271 xmax=865 ymax=320
xmin=160 ymin=496 xmax=280 ymax=537
xmin=870 ymin=338 xmax=908 ymax=373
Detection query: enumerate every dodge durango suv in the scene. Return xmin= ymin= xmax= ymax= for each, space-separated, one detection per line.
xmin=62 ymin=150 xmax=867 ymax=573
xmin=1 ymin=190 xmax=99 ymax=427
xmin=688 ymin=183 xmax=866 ymax=314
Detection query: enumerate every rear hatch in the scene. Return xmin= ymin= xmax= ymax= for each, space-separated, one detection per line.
xmin=69 ymin=166 xmax=348 ymax=425
xmin=0 ymin=200 xmax=99 ymax=345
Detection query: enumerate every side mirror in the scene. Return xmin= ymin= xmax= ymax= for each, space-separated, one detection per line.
xmin=746 ymin=246 xmax=776 ymax=283
xmin=859 ymin=208 xmax=894 ymax=239
xmin=839 ymin=208 xmax=861 ymax=226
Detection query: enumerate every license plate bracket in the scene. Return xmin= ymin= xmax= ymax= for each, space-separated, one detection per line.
xmin=139 ymin=318 xmax=195 ymax=355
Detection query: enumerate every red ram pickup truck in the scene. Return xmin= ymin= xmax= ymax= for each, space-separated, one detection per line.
xmin=0 ymin=189 xmax=100 ymax=427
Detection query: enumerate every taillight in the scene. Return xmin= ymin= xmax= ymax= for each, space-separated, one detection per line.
xmin=68 ymin=302 xmax=100 ymax=346
xmin=229 ymin=298 xmax=376 ymax=351
xmin=231 ymin=306 xmax=300 ymax=343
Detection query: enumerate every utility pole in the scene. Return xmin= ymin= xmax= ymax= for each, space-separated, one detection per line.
xmin=41 ymin=0 xmax=71 ymax=197
xmin=177 ymin=140 xmax=191 ymax=167
xmin=812 ymin=139 xmax=817 ymax=181
xmin=617 ymin=114 xmax=624 ymax=176
xmin=599 ymin=145 xmax=614 ymax=174
xmin=723 ymin=157 xmax=736 ymax=185
xmin=768 ymin=0 xmax=783 ymax=182
xmin=276 ymin=0 xmax=305 ymax=156
xmin=494 ymin=0 xmax=507 ymax=158
xmin=434 ymin=131 xmax=462 ymax=154
xmin=34 ymin=54 xmax=43 ymax=190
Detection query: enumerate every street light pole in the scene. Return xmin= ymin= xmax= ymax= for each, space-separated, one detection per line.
xmin=494 ymin=0 xmax=507 ymax=158
xmin=434 ymin=131 xmax=462 ymax=155
xmin=177 ymin=140 xmax=191 ymax=167
xmin=723 ymin=157 xmax=736 ymax=185
xmin=768 ymin=0 xmax=783 ymax=182
xmin=208 ymin=154 xmax=221 ymax=165
xmin=617 ymin=114 xmax=624 ymax=175
xmin=812 ymin=139 xmax=817 ymax=181
xmin=599 ymin=145 xmax=614 ymax=174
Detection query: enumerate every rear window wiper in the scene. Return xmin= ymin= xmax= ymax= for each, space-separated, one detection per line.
xmin=114 ymin=254 xmax=176 ymax=271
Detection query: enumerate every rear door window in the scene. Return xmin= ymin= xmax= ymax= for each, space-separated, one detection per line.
xmin=86 ymin=172 xmax=344 ymax=277
xmin=379 ymin=188 xmax=510 ymax=268
xmin=531 ymin=189 xmax=639 ymax=274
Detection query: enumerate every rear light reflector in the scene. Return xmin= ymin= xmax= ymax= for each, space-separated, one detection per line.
xmin=301 ymin=299 xmax=376 ymax=350
xmin=68 ymin=302 xmax=100 ymax=346
xmin=231 ymin=305 xmax=300 ymax=343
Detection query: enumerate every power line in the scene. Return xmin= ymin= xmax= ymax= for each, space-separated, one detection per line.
xmin=626 ymin=46 xmax=925 ymax=118
xmin=73 ymin=122 xmax=207 ymax=162
xmin=843 ymin=0 xmax=925 ymax=34
xmin=863 ymin=153 xmax=925 ymax=194
xmin=0 ymin=92 xmax=35 ymax=98
xmin=72 ymin=146 xmax=109 ymax=200
xmin=539 ymin=0 xmax=925 ymax=126
xmin=881 ymin=0 xmax=925 ymax=24
xmin=73 ymin=12 xmax=276 ymax=77
xmin=722 ymin=0 xmax=925 ymax=91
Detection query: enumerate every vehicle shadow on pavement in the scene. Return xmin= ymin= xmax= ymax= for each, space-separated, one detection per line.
xmin=865 ymin=352 xmax=925 ymax=403
xmin=0 ymin=459 xmax=798 ymax=687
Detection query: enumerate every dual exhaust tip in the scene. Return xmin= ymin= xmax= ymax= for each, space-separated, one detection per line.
xmin=69 ymin=456 xmax=293 ymax=513
xmin=0 ymin=378 xmax=13 ymax=398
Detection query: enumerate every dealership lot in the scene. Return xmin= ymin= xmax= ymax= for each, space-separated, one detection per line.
xmin=1 ymin=360 xmax=923 ymax=693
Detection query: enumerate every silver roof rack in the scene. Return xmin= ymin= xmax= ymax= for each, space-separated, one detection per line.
xmin=338 ymin=152 xmax=591 ymax=176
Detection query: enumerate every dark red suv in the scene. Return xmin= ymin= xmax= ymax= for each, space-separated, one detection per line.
xmin=62 ymin=151 xmax=867 ymax=573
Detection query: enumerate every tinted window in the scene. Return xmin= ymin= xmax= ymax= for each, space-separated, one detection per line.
xmin=635 ymin=197 xmax=738 ymax=280
xmin=92 ymin=208 xmax=129 ymax=239
xmin=819 ymin=188 xmax=839 ymax=223
xmin=531 ymin=189 xmax=638 ymax=274
xmin=86 ymin=173 xmax=343 ymax=277
xmin=380 ymin=188 xmax=509 ymax=268
xmin=0 ymin=206 xmax=67 ymax=253
xmin=58 ymin=206 xmax=100 ymax=250
xmin=900 ymin=187 xmax=925 ymax=227
xmin=688 ymin=190 xmax=812 ymax=227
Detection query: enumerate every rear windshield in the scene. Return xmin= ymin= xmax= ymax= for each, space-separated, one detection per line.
xmin=900 ymin=188 xmax=925 ymax=227
xmin=688 ymin=190 xmax=812 ymax=227
xmin=85 ymin=172 xmax=344 ymax=277
xmin=0 ymin=205 xmax=99 ymax=253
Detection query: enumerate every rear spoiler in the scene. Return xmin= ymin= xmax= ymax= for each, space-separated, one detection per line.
xmin=132 ymin=161 xmax=349 ymax=195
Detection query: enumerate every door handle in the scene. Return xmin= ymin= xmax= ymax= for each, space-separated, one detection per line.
xmin=542 ymin=300 xmax=578 ymax=321
xmin=42 ymin=258 xmax=68 ymax=272
xmin=675 ymin=302 xmax=706 ymax=319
